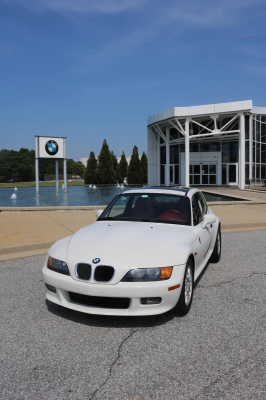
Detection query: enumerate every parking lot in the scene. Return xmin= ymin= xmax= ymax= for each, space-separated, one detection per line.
xmin=1 ymin=230 xmax=266 ymax=400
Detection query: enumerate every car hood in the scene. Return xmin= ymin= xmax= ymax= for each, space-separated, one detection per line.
xmin=67 ymin=221 xmax=191 ymax=283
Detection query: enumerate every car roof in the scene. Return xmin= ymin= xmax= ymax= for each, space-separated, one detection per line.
xmin=121 ymin=186 xmax=198 ymax=197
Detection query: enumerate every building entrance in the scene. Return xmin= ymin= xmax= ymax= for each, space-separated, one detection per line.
xmin=226 ymin=163 xmax=238 ymax=185
xmin=169 ymin=164 xmax=179 ymax=185
xmin=190 ymin=164 xmax=217 ymax=185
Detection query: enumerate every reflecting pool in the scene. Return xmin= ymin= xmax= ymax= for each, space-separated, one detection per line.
xmin=0 ymin=186 xmax=245 ymax=207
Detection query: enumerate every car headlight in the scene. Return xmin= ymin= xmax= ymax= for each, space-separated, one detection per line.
xmin=121 ymin=267 xmax=173 ymax=282
xmin=47 ymin=256 xmax=70 ymax=275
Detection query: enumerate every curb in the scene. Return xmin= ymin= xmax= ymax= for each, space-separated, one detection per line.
xmin=0 ymin=241 xmax=55 ymax=255
xmin=0 ymin=206 xmax=107 ymax=212
xmin=1 ymin=222 xmax=266 ymax=258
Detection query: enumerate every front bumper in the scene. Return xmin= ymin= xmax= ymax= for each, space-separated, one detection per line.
xmin=42 ymin=264 xmax=186 ymax=316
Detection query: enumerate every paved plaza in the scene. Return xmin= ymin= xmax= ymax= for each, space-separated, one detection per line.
xmin=1 ymin=230 xmax=266 ymax=399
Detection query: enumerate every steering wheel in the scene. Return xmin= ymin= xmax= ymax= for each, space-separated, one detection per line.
xmin=157 ymin=209 xmax=185 ymax=221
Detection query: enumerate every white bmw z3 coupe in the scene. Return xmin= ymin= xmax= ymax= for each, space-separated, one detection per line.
xmin=42 ymin=187 xmax=221 ymax=316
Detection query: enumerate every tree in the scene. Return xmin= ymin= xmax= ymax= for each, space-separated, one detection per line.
xmin=84 ymin=152 xmax=97 ymax=184
xmin=127 ymin=145 xmax=143 ymax=184
xmin=119 ymin=151 xmax=128 ymax=181
xmin=73 ymin=161 xmax=85 ymax=177
xmin=96 ymin=139 xmax=115 ymax=184
xmin=111 ymin=151 xmax=122 ymax=183
xmin=140 ymin=151 xmax=148 ymax=184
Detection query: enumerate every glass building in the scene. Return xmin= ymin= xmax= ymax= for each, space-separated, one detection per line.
xmin=147 ymin=100 xmax=266 ymax=189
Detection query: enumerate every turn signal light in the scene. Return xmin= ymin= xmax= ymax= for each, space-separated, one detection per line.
xmin=168 ymin=284 xmax=180 ymax=291
xmin=160 ymin=266 xmax=173 ymax=280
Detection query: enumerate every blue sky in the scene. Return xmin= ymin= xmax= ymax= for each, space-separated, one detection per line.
xmin=1 ymin=0 xmax=266 ymax=161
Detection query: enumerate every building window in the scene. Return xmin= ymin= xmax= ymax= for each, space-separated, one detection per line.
xmin=160 ymin=165 xmax=165 ymax=185
xmin=245 ymin=164 xmax=249 ymax=184
xmin=201 ymin=142 xmax=220 ymax=152
xmin=245 ymin=141 xmax=249 ymax=162
xmin=222 ymin=142 xmax=238 ymax=163
xmin=190 ymin=143 xmax=200 ymax=152
xmin=160 ymin=146 xmax=166 ymax=164
xmin=170 ymin=145 xmax=179 ymax=164
xmin=169 ymin=128 xmax=180 ymax=140
xmin=245 ymin=115 xmax=250 ymax=140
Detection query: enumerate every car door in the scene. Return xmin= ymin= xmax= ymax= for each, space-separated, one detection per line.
xmin=192 ymin=193 xmax=212 ymax=268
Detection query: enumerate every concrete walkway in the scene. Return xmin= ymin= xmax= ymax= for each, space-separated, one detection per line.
xmin=1 ymin=187 xmax=266 ymax=261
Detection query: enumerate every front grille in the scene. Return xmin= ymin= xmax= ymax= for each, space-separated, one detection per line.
xmin=76 ymin=263 xmax=91 ymax=280
xmin=94 ymin=265 xmax=114 ymax=282
xmin=69 ymin=292 xmax=130 ymax=309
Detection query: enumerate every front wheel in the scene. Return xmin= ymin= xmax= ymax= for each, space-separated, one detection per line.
xmin=176 ymin=259 xmax=194 ymax=315
xmin=209 ymin=225 xmax=221 ymax=263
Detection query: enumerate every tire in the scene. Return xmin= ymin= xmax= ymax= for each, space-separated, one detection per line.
xmin=209 ymin=224 xmax=221 ymax=263
xmin=176 ymin=258 xmax=194 ymax=315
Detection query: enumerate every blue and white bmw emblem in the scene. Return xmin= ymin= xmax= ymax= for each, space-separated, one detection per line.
xmin=45 ymin=140 xmax=59 ymax=156
xmin=92 ymin=258 xmax=100 ymax=264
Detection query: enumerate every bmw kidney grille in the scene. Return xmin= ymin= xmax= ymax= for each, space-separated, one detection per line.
xmin=75 ymin=263 xmax=92 ymax=280
xmin=94 ymin=265 xmax=115 ymax=282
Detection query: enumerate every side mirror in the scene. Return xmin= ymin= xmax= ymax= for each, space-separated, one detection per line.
xmin=201 ymin=214 xmax=216 ymax=229
xmin=96 ymin=210 xmax=103 ymax=218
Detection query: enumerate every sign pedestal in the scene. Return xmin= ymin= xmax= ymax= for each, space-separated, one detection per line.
xmin=35 ymin=136 xmax=67 ymax=194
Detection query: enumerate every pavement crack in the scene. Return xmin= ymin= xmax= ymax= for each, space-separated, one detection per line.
xmin=89 ymin=327 xmax=140 ymax=400
xmin=197 ymin=271 xmax=266 ymax=288
xmin=189 ymin=346 xmax=265 ymax=400
xmin=40 ymin=212 xmax=75 ymax=234
xmin=89 ymin=315 xmax=163 ymax=400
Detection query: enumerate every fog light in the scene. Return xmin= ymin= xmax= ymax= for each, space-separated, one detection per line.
xmin=141 ymin=297 xmax=162 ymax=305
xmin=45 ymin=284 xmax=56 ymax=294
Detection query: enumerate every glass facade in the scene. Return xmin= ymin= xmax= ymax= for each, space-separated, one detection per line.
xmin=252 ymin=115 xmax=266 ymax=180
xmin=157 ymin=113 xmax=266 ymax=186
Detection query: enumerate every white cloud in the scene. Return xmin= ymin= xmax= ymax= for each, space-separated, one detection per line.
xmin=3 ymin=0 xmax=152 ymax=13
xmin=246 ymin=65 xmax=266 ymax=76
xmin=165 ymin=0 xmax=266 ymax=28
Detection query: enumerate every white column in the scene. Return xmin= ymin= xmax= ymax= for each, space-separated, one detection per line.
xmin=165 ymin=128 xmax=170 ymax=186
xmin=157 ymin=135 xmax=160 ymax=186
xmin=63 ymin=138 xmax=67 ymax=192
xmin=35 ymin=136 xmax=39 ymax=194
xmin=55 ymin=160 xmax=59 ymax=193
xmin=249 ymin=115 xmax=253 ymax=180
xmin=185 ymin=119 xmax=190 ymax=187
xmin=239 ymin=113 xmax=245 ymax=189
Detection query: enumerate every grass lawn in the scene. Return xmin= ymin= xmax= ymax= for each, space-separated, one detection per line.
xmin=0 ymin=180 xmax=85 ymax=188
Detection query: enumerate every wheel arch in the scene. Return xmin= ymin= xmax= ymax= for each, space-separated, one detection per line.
xmin=187 ymin=254 xmax=195 ymax=275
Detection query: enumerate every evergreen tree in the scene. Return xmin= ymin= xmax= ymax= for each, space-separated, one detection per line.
xmin=96 ymin=139 xmax=115 ymax=183
xmin=84 ymin=152 xmax=97 ymax=184
xmin=73 ymin=161 xmax=85 ymax=177
xmin=127 ymin=145 xmax=143 ymax=184
xmin=111 ymin=151 xmax=122 ymax=183
xmin=140 ymin=152 xmax=148 ymax=184
xmin=119 ymin=151 xmax=128 ymax=181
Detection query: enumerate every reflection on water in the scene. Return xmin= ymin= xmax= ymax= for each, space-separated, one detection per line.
xmin=0 ymin=186 xmax=244 ymax=207
xmin=0 ymin=185 xmax=141 ymax=207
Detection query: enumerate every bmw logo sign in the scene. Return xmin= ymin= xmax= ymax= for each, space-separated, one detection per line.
xmin=45 ymin=140 xmax=59 ymax=156
xmin=92 ymin=258 xmax=100 ymax=264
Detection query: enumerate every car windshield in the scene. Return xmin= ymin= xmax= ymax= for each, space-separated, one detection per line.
xmin=98 ymin=192 xmax=191 ymax=225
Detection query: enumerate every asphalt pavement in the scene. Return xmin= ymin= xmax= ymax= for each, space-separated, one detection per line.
xmin=1 ymin=230 xmax=266 ymax=400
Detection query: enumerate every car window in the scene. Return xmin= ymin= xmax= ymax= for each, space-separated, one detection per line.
xmin=106 ymin=196 xmax=130 ymax=217
xmin=192 ymin=193 xmax=204 ymax=225
xmin=99 ymin=193 xmax=191 ymax=225
xmin=199 ymin=192 xmax=207 ymax=214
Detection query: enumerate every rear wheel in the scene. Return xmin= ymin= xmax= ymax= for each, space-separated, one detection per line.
xmin=209 ymin=225 xmax=221 ymax=263
xmin=176 ymin=258 xmax=194 ymax=315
